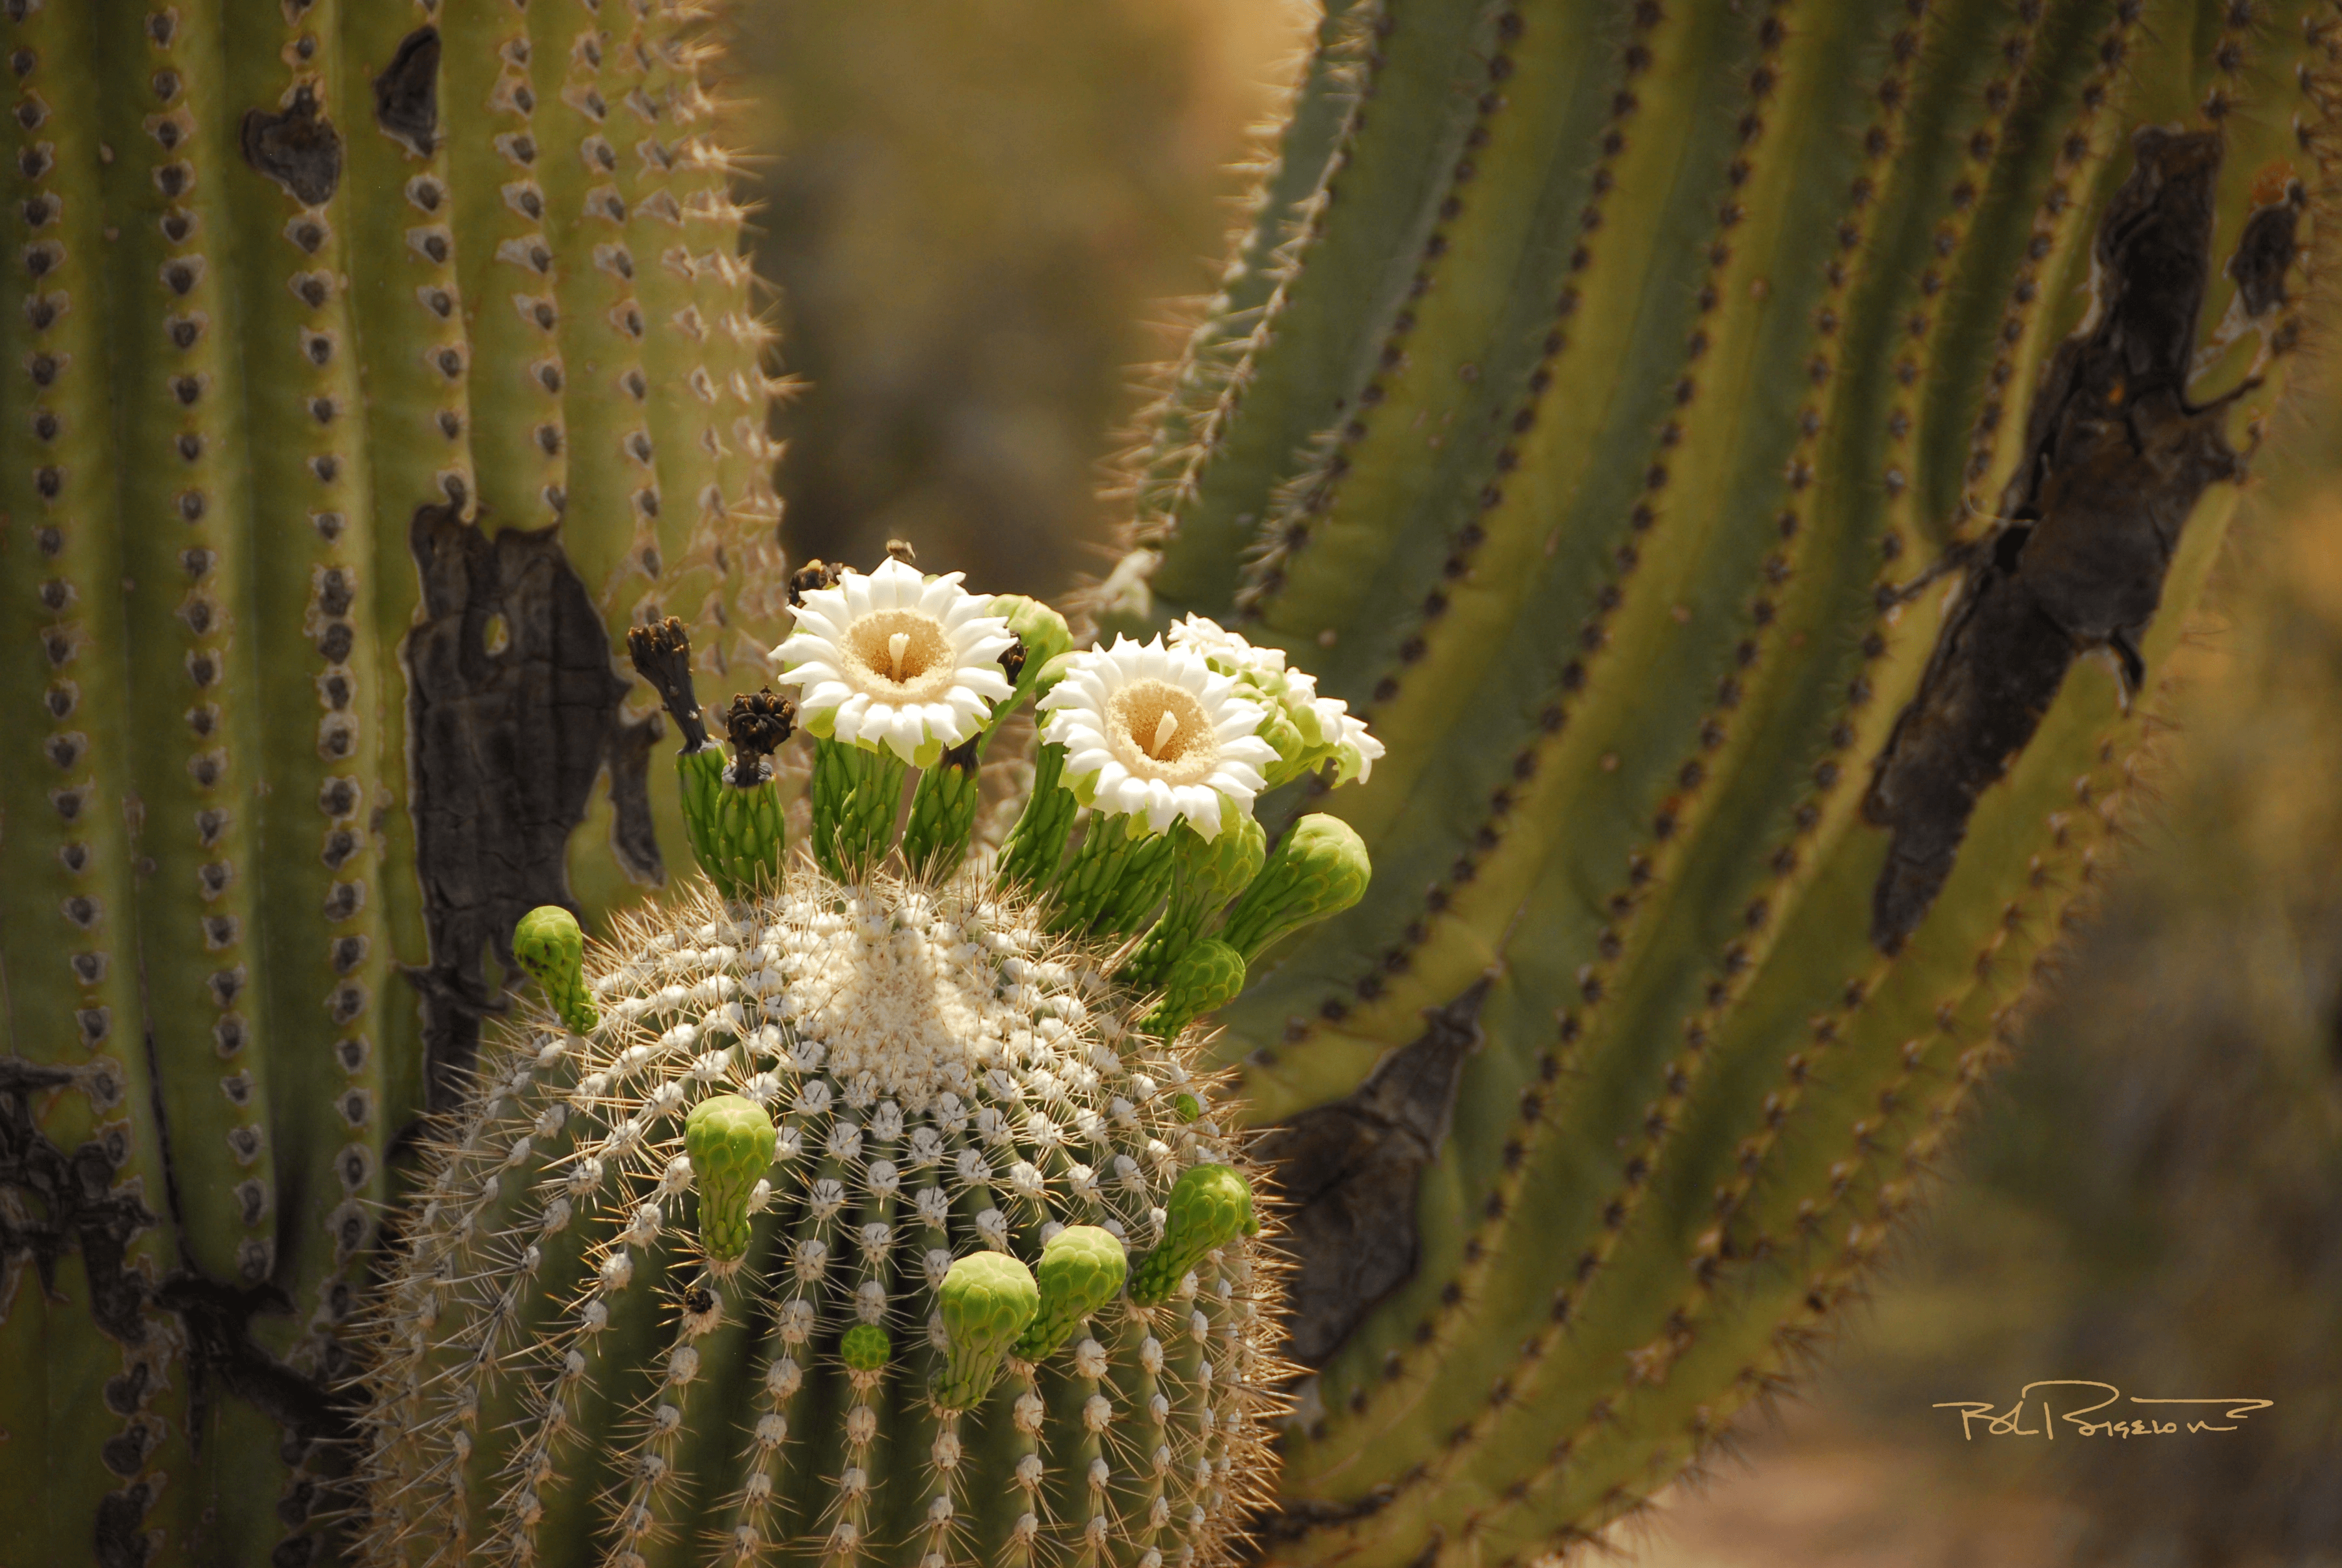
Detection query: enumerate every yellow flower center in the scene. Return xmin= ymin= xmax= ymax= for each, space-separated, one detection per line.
xmin=841 ymin=610 xmax=956 ymax=701
xmin=1108 ymin=679 xmax=1215 ymax=783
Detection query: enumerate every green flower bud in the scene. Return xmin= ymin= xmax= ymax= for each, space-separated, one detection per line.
xmin=988 ymin=596 xmax=1075 ymax=728
xmin=1217 ymin=813 xmax=1372 ymax=963
xmin=512 ymin=904 xmax=597 ymax=1034
xmin=840 ymin=1322 xmax=892 ymax=1374
xmin=1014 ymin=1226 xmax=1130 ymax=1361
xmin=1130 ymin=1164 xmax=1258 ymax=1307
xmin=684 ymin=1094 xmax=777 ymax=1265
xmin=1140 ymin=938 xmax=1248 ymax=1040
xmin=931 ymin=1251 xmax=1041 ymax=1411
xmin=1121 ymin=815 xmax=1269 ymax=990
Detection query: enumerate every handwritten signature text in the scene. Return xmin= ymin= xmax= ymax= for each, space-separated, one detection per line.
xmin=1935 ymin=1381 xmax=2272 ymax=1440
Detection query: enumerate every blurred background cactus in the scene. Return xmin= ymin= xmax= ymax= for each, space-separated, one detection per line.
xmin=8 ymin=1 xmax=2342 ymax=1567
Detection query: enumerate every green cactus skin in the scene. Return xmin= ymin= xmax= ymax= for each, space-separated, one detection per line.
xmin=358 ymin=872 xmax=1282 ymax=1567
xmin=513 ymin=904 xmax=600 ymax=1036
xmin=0 ymin=3 xmax=779 ymax=1561
xmin=1215 ymin=815 xmax=1372 ymax=966
xmin=932 ymin=1250 xmax=1042 ymax=1411
xmin=1092 ymin=1 xmax=2342 ymax=1561
xmin=1140 ymin=939 xmax=1252 ymax=1044
xmin=1012 ymin=1224 xmax=1131 ymax=1363
xmin=1128 ymin=1165 xmax=1260 ymax=1309
xmin=686 ymin=1093 xmax=779 ymax=1267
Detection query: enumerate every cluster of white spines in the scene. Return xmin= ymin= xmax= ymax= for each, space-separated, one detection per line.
xmin=361 ymin=871 xmax=1277 ymax=1568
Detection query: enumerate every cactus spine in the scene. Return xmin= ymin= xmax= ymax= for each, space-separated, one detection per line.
xmin=1101 ymin=0 xmax=2339 ymax=1561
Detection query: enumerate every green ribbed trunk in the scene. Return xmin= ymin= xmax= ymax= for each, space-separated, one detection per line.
xmin=1 ymin=3 xmax=776 ymax=1562
xmin=1097 ymin=1 xmax=2334 ymax=1561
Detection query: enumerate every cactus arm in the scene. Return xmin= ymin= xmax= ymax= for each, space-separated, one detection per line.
xmin=716 ymin=1070 xmax=835 ymax=1564
xmin=1214 ymin=3 xmax=1781 ymax=1100
xmin=1114 ymin=0 xmax=1365 ymax=571
xmin=509 ymin=1061 xmax=690 ymax=1567
xmin=1236 ymin=0 xmax=1613 ymax=637
xmin=619 ymin=15 xmax=716 ymax=609
xmin=1103 ymin=1304 xmax=1170 ymax=1568
xmin=676 ymin=61 xmax=774 ymax=635
xmin=1142 ymin=0 xmax=1498 ymax=615
xmin=1268 ymin=0 xmax=2084 ymax=1522
xmin=1279 ymin=0 xmax=2028 ymax=1492
xmin=1260 ymin=5 xmax=2324 ymax=1561
xmin=438 ymin=0 xmax=566 ymax=535
xmin=526 ymin=0 xmax=639 ymax=623
xmin=2 ymin=7 xmax=199 ymax=1555
xmin=338 ymin=0 xmax=466 ymax=1149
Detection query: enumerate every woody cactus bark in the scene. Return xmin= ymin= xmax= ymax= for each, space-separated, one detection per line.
xmin=1096 ymin=0 xmax=2337 ymax=1562
xmin=1 ymin=1 xmax=779 ymax=1563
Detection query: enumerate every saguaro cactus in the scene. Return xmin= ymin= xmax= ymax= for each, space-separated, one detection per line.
xmin=1097 ymin=0 xmax=2338 ymax=1561
xmin=3 ymin=2 xmax=778 ymax=1563
xmin=7 ymin=1 xmax=2340 ymax=1565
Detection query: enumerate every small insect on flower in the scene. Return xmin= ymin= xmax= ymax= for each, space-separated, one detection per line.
xmin=774 ymin=556 xmax=1017 ymax=766
xmin=1038 ymin=636 xmax=1280 ymax=839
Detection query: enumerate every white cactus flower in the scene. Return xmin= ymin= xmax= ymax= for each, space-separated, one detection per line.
xmin=1308 ymin=694 xmax=1384 ymax=785
xmin=1166 ymin=614 xmax=1293 ymax=684
xmin=772 ymin=557 xmax=1016 ymax=765
xmin=1168 ymin=613 xmax=1382 ymax=785
xmin=1038 ymin=636 xmax=1278 ymax=840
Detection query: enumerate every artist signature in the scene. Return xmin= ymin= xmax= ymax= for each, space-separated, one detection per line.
xmin=1936 ymin=1381 xmax=2272 ymax=1440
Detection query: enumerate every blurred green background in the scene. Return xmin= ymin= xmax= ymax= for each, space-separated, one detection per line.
xmin=729 ymin=4 xmax=2341 ymax=1561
